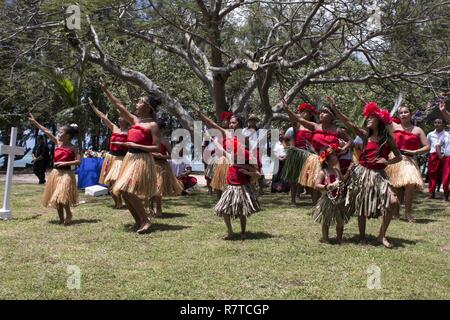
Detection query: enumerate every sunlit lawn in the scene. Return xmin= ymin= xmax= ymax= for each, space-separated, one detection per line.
xmin=0 ymin=183 xmax=449 ymax=299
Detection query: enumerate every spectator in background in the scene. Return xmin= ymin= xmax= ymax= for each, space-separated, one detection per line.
xmin=32 ymin=135 xmax=50 ymax=184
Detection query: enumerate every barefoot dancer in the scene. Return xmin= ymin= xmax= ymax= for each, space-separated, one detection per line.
xmin=281 ymin=102 xmax=317 ymax=205
xmin=281 ymin=99 xmax=352 ymax=205
xmin=384 ymin=106 xmax=430 ymax=222
xmin=99 ymin=82 xmax=161 ymax=234
xmin=28 ymin=114 xmax=80 ymax=225
xmin=327 ymin=97 xmax=401 ymax=248
xmin=313 ymin=144 xmax=352 ymax=244
xmin=151 ymin=120 xmax=183 ymax=216
xmin=87 ymin=98 xmax=128 ymax=209
xmin=214 ymin=138 xmax=261 ymax=240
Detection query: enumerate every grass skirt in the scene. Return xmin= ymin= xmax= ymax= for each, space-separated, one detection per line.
xmin=112 ymin=152 xmax=157 ymax=199
xmin=312 ymin=194 xmax=349 ymax=226
xmin=211 ymin=156 xmax=230 ymax=191
xmin=155 ymin=159 xmax=183 ymax=197
xmin=99 ymin=153 xmax=113 ymax=185
xmin=345 ymin=165 xmax=394 ymax=219
xmin=298 ymin=154 xmax=321 ymax=188
xmin=103 ymin=155 xmax=124 ymax=186
xmin=280 ymin=147 xmax=310 ymax=183
xmin=384 ymin=155 xmax=424 ymax=190
xmin=205 ymin=155 xmax=218 ymax=179
xmin=42 ymin=169 xmax=78 ymax=208
xmin=214 ymin=184 xmax=261 ymax=219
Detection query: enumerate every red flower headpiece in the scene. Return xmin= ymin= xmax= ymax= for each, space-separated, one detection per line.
xmin=319 ymin=144 xmax=339 ymax=164
xmin=297 ymin=102 xmax=318 ymax=114
xmin=219 ymin=111 xmax=234 ymax=122
xmin=363 ymin=102 xmax=392 ymax=125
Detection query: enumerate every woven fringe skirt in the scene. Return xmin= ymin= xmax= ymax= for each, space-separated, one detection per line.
xmin=298 ymin=154 xmax=321 ymax=188
xmin=214 ymin=184 xmax=261 ymax=219
xmin=42 ymin=169 xmax=78 ymax=208
xmin=103 ymin=155 xmax=124 ymax=186
xmin=154 ymin=159 xmax=183 ymax=197
xmin=99 ymin=153 xmax=113 ymax=185
xmin=280 ymin=147 xmax=310 ymax=183
xmin=312 ymin=195 xmax=349 ymax=226
xmin=384 ymin=155 xmax=424 ymax=190
xmin=211 ymin=156 xmax=230 ymax=191
xmin=205 ymin=155 xmax=218 ymax=179
xmin=345 ymin=165 xmax=395 ymax=219
xmin=112 ymin=152 xmax=157 ymax=200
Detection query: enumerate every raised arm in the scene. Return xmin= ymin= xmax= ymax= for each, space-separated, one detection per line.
xmin=326 ymin=97 xmax=367 ymax=139
xmin=88 ymin=98 xmax=117 ymax=132
xmin=99 ymin=81 xmax=137 ymax=125
xmin=28 ymin=113 xmax=58 ymax=144
xmin=193 ymin=108 xmax=227 ymax=136
xmin=281 ymin=99 xmax=318 ymax=131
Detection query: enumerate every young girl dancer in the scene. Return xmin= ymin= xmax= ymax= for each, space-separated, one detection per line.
xmin=384 ymin=106 xmax=429 ymax=222
xmin=99 ymin=82 xmax=161 ymax=234
xmin=88 ymin=98 xmax=128 ymax=209
xmin=151 ymin=120 xmax=183 ymax=216
xmin=281 ymin=102 xmax=317 ymax=204
xmin=327 ymin=97 xmax=401 ymax=248
xmin=28 ymin=114 xmax=80 ymax=225
xmin=213 ymin=137 xmax=261 ymax=240
xmin=313 ymin=144 xmax=352 ymax=244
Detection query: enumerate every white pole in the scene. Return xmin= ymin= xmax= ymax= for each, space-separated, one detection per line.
xmin=0 ymin=127 xmax=17 ymax=219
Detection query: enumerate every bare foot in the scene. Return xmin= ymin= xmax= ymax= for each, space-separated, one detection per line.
xmin=222 ymin=233 xmax=233 ymax=240
xmin=406 ymin=215 xmax=416 ymax=223
xmin=336 ymin=238 xmax=343 ymax=245
xmin=240 ymin=232 xmax=247 ymax=240
xmin=319 ymin=238 xmax=331 ymax=244
xmin=378 ymin=237 xmax=393 ymax=249
xmin=58 ymin=219 xmax=65 ymax=225
xmin=137 ymin=222 xmax=151 ymax=234
xmin=359 ymin=238 xmax=368 ymax=245
xmin=64 ymin=216 xmax=72 ymax=226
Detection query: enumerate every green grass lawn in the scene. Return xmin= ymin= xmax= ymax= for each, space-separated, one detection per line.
xmin=0 ymin=183 xmax=449 ymax=299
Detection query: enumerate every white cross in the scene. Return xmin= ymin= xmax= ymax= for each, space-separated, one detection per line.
xmin=0 ymin=127 xmax=25 ymax=220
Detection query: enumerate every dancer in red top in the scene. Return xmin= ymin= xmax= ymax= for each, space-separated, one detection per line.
xmin=99 ymin=81 xmax=161 ymax=234
xmin=281 ymin=102 xmax=317 ymax=204
xmin=88 ymin=98 xmax=129 ymax=209
xmin=194 ymin=109 xmax=235 ymax=198
xmin=281 ymin=99 xmax=352 ymax=205
xmin=327 ymin=97 xmax=401 ymax=248
xmin=385 ymin=106 xmax=429 ymax=222
xmin=313 ymin=144 xmax=352 ymax=244
xmin=213 ymin=138 xmax=261 ymax=240
xmin=28 ymin=114 xmax=80 ymax=225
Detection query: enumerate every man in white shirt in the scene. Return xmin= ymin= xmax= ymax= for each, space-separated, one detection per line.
xmin=427 ymin=118 xmax=447 ymax=199
xmin=439 ymin=126 xmax=450 ymax=201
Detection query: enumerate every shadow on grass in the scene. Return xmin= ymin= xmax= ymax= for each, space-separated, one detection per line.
xmin=123 ymin=222 xmax=191 ymax=233
xmin=396 ymin=217 xmax=436 ymax=224
xmin=227 ymin=231 xmax=275 ymax=241
xmin=347 ymin=234 xmax=418 ymax=248
xmin=48 ymin=219 xmax=102 ymax=225
xmin=155 ymin=213 xmax=188 ymax=219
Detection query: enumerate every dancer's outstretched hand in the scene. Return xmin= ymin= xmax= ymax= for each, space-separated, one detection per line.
xmin=326 ymin=96 xmax=337 ymax=108
xmin=28 ymin=113 xmax=36 ymax=122
xmin=99 ymin=81 xmax=107 ymax=92
xmin=281 ymin=98 xmax=289 ymax=111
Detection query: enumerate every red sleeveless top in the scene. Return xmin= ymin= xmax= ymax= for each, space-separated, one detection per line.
xmin=127 ymin=125 xmax=153 ymax=146
xmin=295 ymin=130 xmax=313 ymax=149
xmin=227 ymin=165 xmax=251 ymax=185
xmin=393 ymin=130 xmax=420 ymax=150
xmin=312 ymin=130 xmax=339 ymax=152
xmin=359 ymin=140 xmax=391 ymax=170
xmin=54 ymin=146 xmax=76 ymax=162
xmin=109 ymin=132 xmax=128 ymax=152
